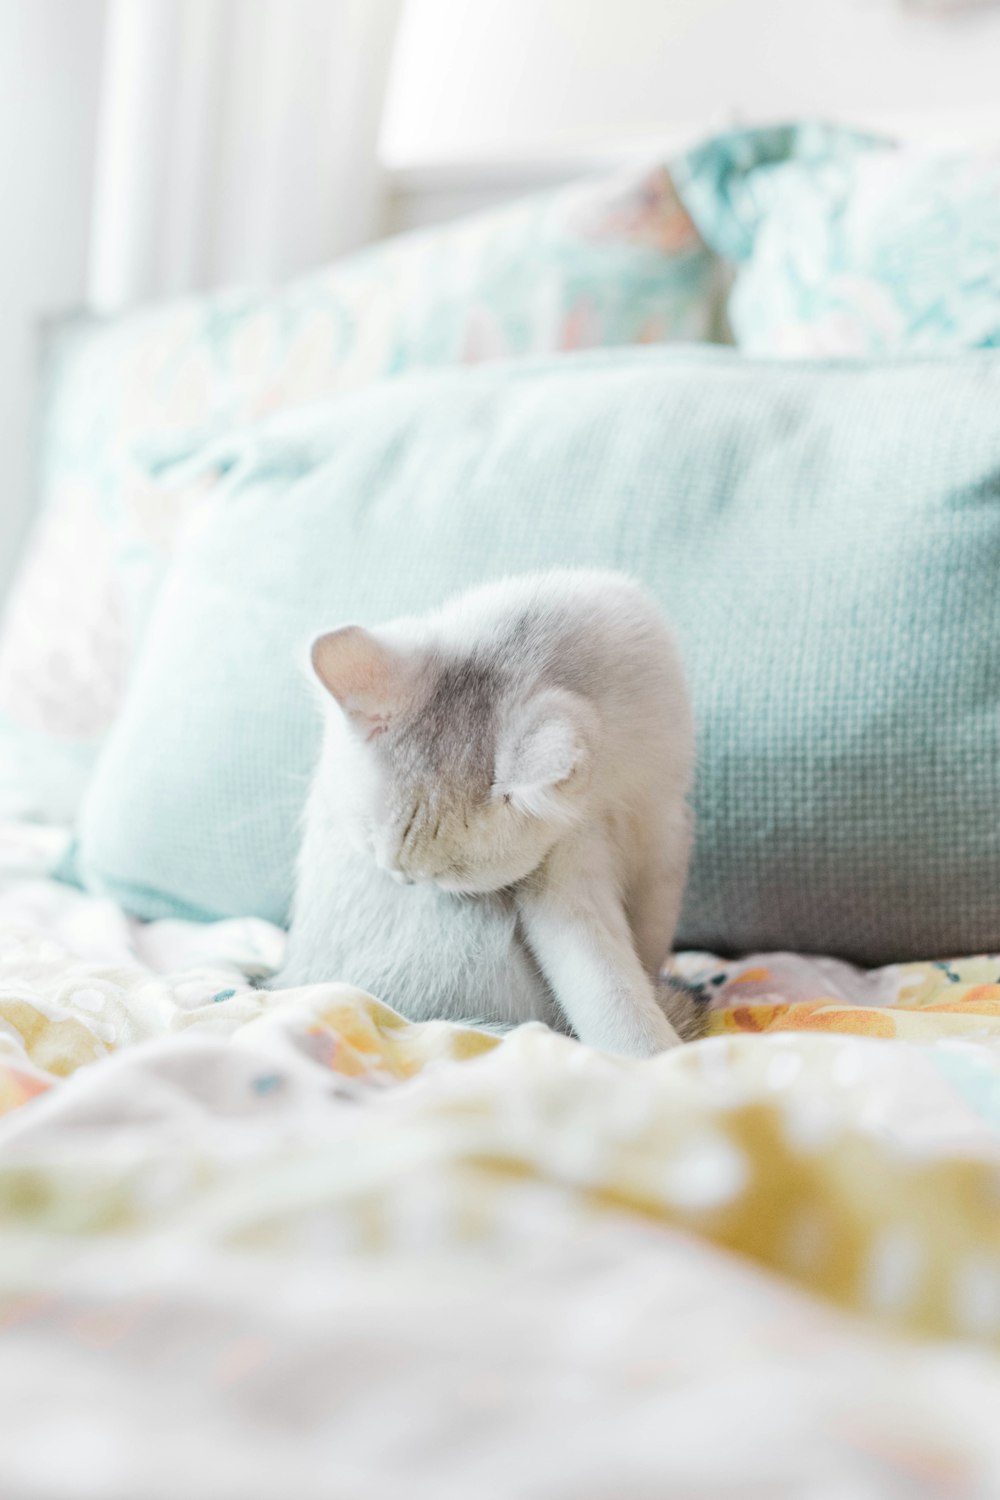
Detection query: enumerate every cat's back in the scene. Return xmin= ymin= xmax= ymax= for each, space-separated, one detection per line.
xmin=445 ymin=570 xmax=679 ymax=678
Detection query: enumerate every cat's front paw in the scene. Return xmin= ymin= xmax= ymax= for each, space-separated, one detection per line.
xmin=585 ymin=1008 xmax=683 ymax=1059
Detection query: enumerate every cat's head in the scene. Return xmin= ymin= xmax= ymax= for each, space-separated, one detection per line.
xmin=310 ymin=624 xmax=597 ymax=893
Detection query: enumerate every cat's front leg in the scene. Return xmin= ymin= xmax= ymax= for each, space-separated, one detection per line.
xmin=517 ymin=835 xmax=682 ymax=1058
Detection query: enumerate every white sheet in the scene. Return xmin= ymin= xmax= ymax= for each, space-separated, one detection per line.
xmin=1 ymin=821 xmax=999 ymax=1498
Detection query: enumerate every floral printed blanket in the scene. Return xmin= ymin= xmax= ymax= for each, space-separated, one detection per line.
xmin=1 ymin=821 xmax=1000 ymax=1497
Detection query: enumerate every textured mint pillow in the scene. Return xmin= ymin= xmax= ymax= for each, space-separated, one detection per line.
xmin=675 ymin=122 xmax=1000 ymax=356
xmin=72 ymin=346 xmax=1000 ymax=964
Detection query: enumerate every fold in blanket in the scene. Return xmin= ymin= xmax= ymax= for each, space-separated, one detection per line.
xmin=1 ymin=829 xmax=1000 ymax=1493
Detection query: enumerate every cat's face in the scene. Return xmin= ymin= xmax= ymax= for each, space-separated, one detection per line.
xmin=360 ymin=764 xmax=563 ymax=894
xmin=312 ymin=625 xmax=595 ymax=895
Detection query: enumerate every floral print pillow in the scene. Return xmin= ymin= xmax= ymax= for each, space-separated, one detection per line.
xmin=675 ymin=122 xmax=1000 ymax=356
xmin=0 ymin=163 xmax=721 ymax=821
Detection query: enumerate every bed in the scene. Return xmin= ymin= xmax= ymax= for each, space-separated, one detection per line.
xmin=4 ymin=105 xmax=1000 ymax=1496
xmin=1 ymin=820 xmax=1000 ymax=1495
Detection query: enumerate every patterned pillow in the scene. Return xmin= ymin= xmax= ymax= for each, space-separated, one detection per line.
xmin=674 ymin=122 xmax=1000 ymax=356
xmin=0 ymin=163 xmax=722 ymax=821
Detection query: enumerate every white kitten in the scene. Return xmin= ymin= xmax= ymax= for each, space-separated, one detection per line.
xmin=274 ymin=570 xmax=701 ymax=1057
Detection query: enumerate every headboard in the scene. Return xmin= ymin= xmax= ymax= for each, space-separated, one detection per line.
xmin=381 ymin=0 xmax=1000 ymax=233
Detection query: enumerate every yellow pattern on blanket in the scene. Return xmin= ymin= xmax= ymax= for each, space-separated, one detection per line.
xmin=679 ymin=950 xmax=1000 ymax=1040
xmin=1 ymin=897 xmax=1000 ymax=1350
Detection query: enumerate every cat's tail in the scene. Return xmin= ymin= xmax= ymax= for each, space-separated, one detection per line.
xmin=657 ymin=977 xmax=710 ymax=1043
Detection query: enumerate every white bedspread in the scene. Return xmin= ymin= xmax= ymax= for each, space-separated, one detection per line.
xmin=1 ymin=821 xmax=1000 ymax=1499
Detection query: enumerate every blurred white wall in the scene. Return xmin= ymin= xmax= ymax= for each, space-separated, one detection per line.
xmin=383 ymin=0 xmax=1000 ymax=165
xmin=0 ymin=0 xmax=106 ymax=598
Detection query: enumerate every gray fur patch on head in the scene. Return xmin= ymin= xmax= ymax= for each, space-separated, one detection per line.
xmin=392 ymin=654 xmax=501 ymax=795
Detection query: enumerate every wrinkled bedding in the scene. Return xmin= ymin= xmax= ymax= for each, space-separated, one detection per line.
xmin=2 ymin=822 xmax=1000 ymax=1498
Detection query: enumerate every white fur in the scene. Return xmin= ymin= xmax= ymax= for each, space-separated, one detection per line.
xmin=274 ymin=570 xmax=697 ymax=1057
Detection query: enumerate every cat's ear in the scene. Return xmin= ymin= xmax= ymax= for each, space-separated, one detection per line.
xmin=495 ymin=689 xmax=597 ymax=820
xmin=310 ymin=626 xmax=414 ymax=741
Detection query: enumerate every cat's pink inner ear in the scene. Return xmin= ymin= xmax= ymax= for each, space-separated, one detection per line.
xmin=311 ymin=626 xmax=401 ymax=738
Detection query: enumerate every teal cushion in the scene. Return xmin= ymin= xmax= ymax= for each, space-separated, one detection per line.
xmin=675 ymin=123 xmax=1000 ymax=356
xmin=72 ymin=346 xmax=1000 ymax=964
